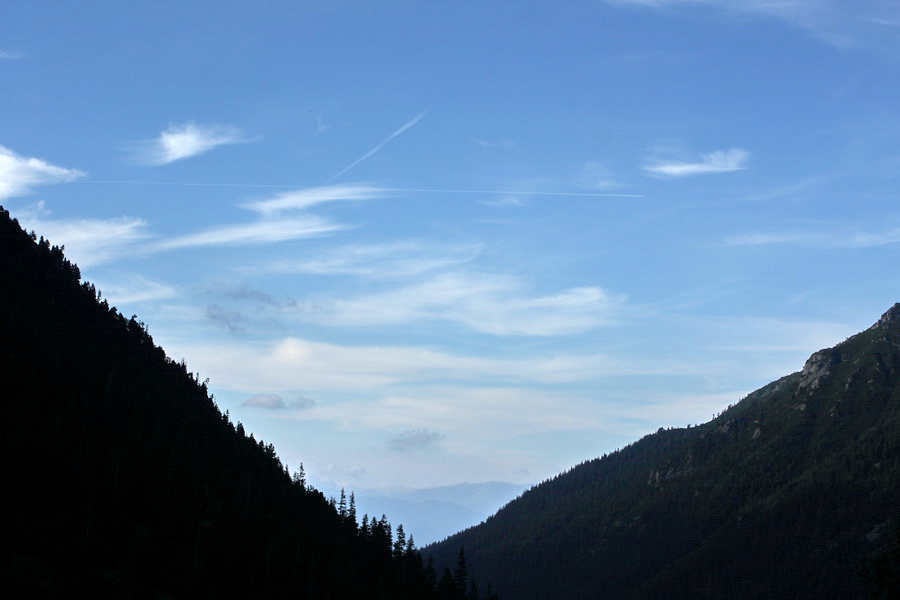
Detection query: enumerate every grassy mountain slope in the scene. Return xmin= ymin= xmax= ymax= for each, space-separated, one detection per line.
xmin=427 ymin=305 xmax=900 ymax=600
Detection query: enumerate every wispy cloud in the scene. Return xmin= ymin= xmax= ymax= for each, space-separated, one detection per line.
xmin=480 ymin=196 xmax=526 ymax=207
xmin=92 ymin=274 xmax=177 ymax=304
xmin=471 ymin=138 xmax=516 ymax=149
xmin=132 ymin=121 xmax=248 ymax=166
xmin=314 ymin=114 xmax=330 ymax=134
xmin=241 ymin=184 xmax=382 ymax=217
xmin=732 ymin=175 xmax=831 ymax=205
xmin=644 ymin=148 xmax=749 ymax=177
xmin=372 ymin=388 xmax=603 ymax=436
xmin=17 ymin=213 xmax=150 ymax=267
xmin=327 ymin=111 xmax=426 ymax=182
xmin=262 ymin=241 xmax=482 ymax=278
xmin=580 ymin=162 xmax=624 ymax=190
xmin=313 ymin=273 xmax=626 ymax=336
xmin=146 ymin=185 xmax=367 ymax=252
xmin=603 ymin=0 xmax=900 ymax=47
xmin=242 ymin=393 xmax=317 ymax=410
xmin=0 ymin=50 xmax=23 ymax=60
xmin=605 ymin=0 xmax=808 ymax=6
xmin=725 ymin=227 xmax=900 ymax=248
xmin=168 ymin=336 xmax=625 ymax=394
xmin=154 ymin=216 xmax=345 ymax=250
xmin=0 ymin=145 xmax=84 ymax=200
xmin=386 ymin=428 xmax=444 ymax=452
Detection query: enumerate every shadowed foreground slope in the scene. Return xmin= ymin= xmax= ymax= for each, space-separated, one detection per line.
xmin=427 ymin=304 xmax=900 ymax=600
xmin=0 ymin=206 xmax=487 ymax=599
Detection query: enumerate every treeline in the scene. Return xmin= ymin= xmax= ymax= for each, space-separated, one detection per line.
xmin=0 ymin=206 xmax=496 ymax=600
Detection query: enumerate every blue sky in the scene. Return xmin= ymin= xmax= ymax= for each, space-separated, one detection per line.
xmin=2 ymin=0 xmax=900 ymax=494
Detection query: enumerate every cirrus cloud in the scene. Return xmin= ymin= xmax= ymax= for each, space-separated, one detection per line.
xmin=724 ymin=226 xmax=900 ymax=248
xmin=242 ymin=393 xmax=317 ymax=410
xmin=0 ymin=145 xmax=85 ymax=201
xmin=602 ymin=0 xmax=900 ymax=47
xmin=16 ymin=214 xmax=150 ymax=267
xmin=241 ymin=184 xmax=383 ymax=217
xmin=132 ymin=121 xmax=249 ymax=166
xmin=153 ymin=216 xmax=346 ymax=250
xmin=644 ymin=148 xmax=749 ymax=177
xmin=319 ymin=273 xmax=626 ymax=336
xmin=262 ymin=241 xmax=483 ymax=278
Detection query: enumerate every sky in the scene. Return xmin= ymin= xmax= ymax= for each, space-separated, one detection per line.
xmin=2 ymin=0 xmax=900 ymax=497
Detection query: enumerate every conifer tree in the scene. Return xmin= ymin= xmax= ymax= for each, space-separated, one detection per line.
xmin=454 ymin=548 xmax=468 ymax=595
xmin=393 ymin=524 xmax=407 ymax=558
xmin=348 ymin=492 xmax=357 ymax=529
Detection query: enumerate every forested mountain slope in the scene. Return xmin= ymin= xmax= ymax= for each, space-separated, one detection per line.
xmin=0 ymin=206 xmax=490 ymax=599
xmin=427 ymin=304 xmax=900 ymax=600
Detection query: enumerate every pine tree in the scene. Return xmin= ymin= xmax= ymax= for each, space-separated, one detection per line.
xmin=393 ymin=524 xmax=407 ymax=558
xmin=348 ymin=492 xmax=357 ymax=529
xmin=454 ymin=548 xmax=468 ymax=596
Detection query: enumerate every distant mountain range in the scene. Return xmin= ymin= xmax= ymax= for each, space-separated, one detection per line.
xmin=427 ymin=304 xmax=900 ymax=599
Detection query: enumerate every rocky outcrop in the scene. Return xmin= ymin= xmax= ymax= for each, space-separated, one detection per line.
xmin=798 ymin=348 xmax=841 ymax=392
xmin=871 ymin=302 xmax=900 ymax=330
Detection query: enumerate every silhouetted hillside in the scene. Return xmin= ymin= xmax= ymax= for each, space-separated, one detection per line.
xmin=427 ymin=304 xmax=900 ymax=600
xmin=0 ymin=206 xmax=493 ymax=600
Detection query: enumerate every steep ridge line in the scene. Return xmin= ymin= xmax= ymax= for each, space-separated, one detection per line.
xmin=426 ymin=303 xmax=900 ymax=600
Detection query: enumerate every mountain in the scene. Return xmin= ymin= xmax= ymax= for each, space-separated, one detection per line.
xmin=0 ymin=206 xmax=493 ymax=599
xmin=426 ymin=304 xmax=900 ymax=599
xmin=345 ymin=482 xmax=529 ymax=547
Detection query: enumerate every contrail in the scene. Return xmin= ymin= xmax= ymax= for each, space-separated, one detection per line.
xmin=379 ymin=188 xmax=643 ymax=198
xmin=76 ymin=180 xmax=644 ymax=198
xmin=326 ymin=111 xmax=427 ymax=183
xmin=76 ymin=180 xmax=643 ymax=198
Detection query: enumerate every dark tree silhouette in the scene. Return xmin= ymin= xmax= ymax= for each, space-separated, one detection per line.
xmin=0 ymin=206 xmax=494 ymax=600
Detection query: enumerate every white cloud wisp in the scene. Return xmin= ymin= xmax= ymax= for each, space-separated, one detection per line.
xmin=168 ymin=335 xmax=626 ymax=395
xmin=315 ymin=273 xmax=626 ymax=336
xmin=0 ymin=146 xmax=85 ymax=200
xmin=92 ymin=274 xmax=178 ymax=304
xmin=725 ymin=227 xmax=900 ymax=248
xmin=17 ymin=215 xmax=151 ymax=267
xmin=241 ymin=184 xmax=383 ymax=217
xmin=644 ymin=148 xmax=749 ymax=177
xmin=262 ymin=241 xmax=483 ymax=278
xmin=134 ymin=121 xmax=248 ymax=166
xmin=154 ymin=216 xmax=346 ymax=251
xmin=602 ymin=0 xmax=900 ymax=47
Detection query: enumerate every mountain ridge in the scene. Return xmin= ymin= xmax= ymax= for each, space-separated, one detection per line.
xmin=426 ymin=303 xmax=900 ymax=599
xmin=0 ymin=206 xmax=491 ymax=599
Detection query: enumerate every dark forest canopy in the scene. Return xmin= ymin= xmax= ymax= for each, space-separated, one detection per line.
xmin=427 ymin=303 xmax=900 ymax=600
xmin=0 ymin=205 xmax=496 ymax=599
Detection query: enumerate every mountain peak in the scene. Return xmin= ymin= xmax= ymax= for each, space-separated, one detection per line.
xmin=872 ymin=302 xmax=900 ymax=330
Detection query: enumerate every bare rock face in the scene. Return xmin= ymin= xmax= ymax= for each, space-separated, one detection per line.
xmin=797 ymin=303 xmax=899 ymax=393
xmin=798 ymin=348 xmax=840 ymax=391
xmin=871 ymin=302 xmax=900 ymax=330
